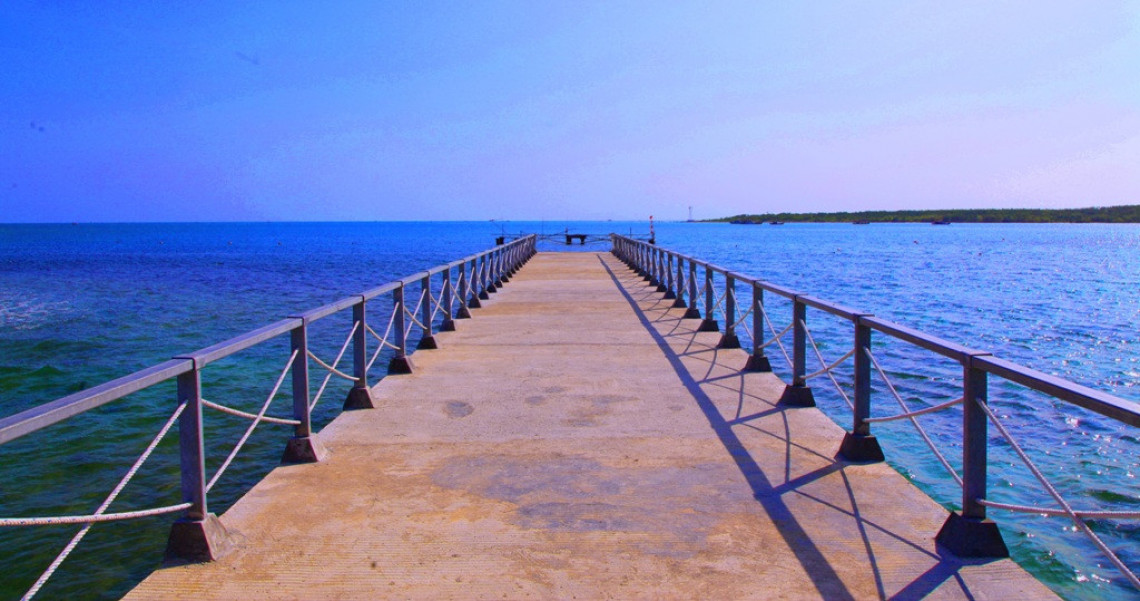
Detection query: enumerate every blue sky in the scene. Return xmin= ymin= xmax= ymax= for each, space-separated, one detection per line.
xmin=2 ymin=1 xmax=1138 ymax=222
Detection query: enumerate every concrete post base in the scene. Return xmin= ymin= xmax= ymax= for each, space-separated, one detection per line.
xmin=778 ymin=384 xmax=815 ymax=407
xmin=417 ymin=335 xmax=439 ymax=350
xmin=655 ymin=284 xmax=669 ymax=293
xmin=718 ymin=332 xmax=741 ymax=349
xmin=936 ymin=512 xmax=1009 ymax=558
xmin=838 ymin=432 xmax=884 ymax=463
xmin=343 ymin=385 xmax=377 ymax=410
xmin=478 ymin=290 xmax=490 ymax=300
xmin=456 ymin=306 xmax=473 ymax=319
xmin=440 ymin=319 xmax=457 ymax=332
xmin=388 ymin=355 xmax=414 ymax=374
xmin=671 ymin=298 xmax=688 ymax=309
xmin=282 ymin=434 xmax=327 ymax=464
xmin=487 ymin=282 xmax=499 ymax=293
xmin=698 ymin=318 xmax=720 ymax=332
xmin=683 ymin=307 xmax=702 ymax=319
xmin=743 ymin=355 xmax=772 ymax=372
xmin=468 ymin=296 xmax=483 ymax=309
xmin=165 ymin=513 xmax=235 ymax=564
xmin=662 ymin=290 xmax=676 ymax=299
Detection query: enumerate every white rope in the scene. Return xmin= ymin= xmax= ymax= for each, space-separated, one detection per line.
xmin=801 ymin=319 xmax=854 ymax=410
xmin=863 ymin=396 xmax=963 ymax=424
xmin=865 ymin=347 xmax=963 ymax=487
xmin=728 ymin=292 xmax=756 ymax=331
xmin=758 ymin=302 xmax=793 ymax=367
xmin=756 ymin=321 xmax=793 ymax=351
xmin=206 ymin=349 xmax=298 ymax=493
xmin=978 ymin=499 xmax=1140 ymax=520
xmin=201 ymin=398 xmax=300 ymax=426
xmin=803 ymin=348 xmax=856 ymax=381
xmin=429 ymin=285 xmax=445 ymax=323
xmin=307 ymin=322 xmax=359 ymax=411
xmin=403 ymin=291 xmax=426 ymax=331
xmin=976 ymin=397 xmax=1140 ymax=590
xmin=0 ymin=503 xmax=192 ymax=527
xmin=20 ymin=400 xmax=188 ymax=601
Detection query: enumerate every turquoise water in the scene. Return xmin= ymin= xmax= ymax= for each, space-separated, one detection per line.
xmin=1 ymin=221 xmax=1137 ymax=600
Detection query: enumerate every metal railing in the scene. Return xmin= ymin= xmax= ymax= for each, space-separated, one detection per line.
xmin=611 ymin=233 xmax=1140 ymax=590
xmin=0 ymin=235 xmax=536 ymax=601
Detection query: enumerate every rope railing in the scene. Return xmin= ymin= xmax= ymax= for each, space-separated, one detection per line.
xmin=758 ymin=301 xmax=794 ymax=367
xmin=800 ymin=319 xmax=854 ymax=410
xmin=13 ymin=399 xmax=188 ymax=601
xmin=609 ymin=233 xmax=1140 ymax=590
xmin=206 ymin=349 xmax=298 ymax=493
xmin=0 ymin=234 xmax=538 ymax=598
xmin=201 ymin=398 xmax=300 ymax=426
xmin=864 ymin=348 xmax=963 ymax=487
xmin=975 ymin=396 xmax=1140 ymax=590
xmin=308 ymin=322 xmax=360 ymax=411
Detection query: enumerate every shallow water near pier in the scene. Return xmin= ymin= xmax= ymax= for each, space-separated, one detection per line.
xmin=1 ymin=220 xmax=1138 ymax=600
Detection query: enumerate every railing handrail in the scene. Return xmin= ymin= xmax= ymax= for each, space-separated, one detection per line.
xmin=610 ymin=234 xmax=1140 ymax=426
xmin=0 ymin=235 xmax=537 ymax=447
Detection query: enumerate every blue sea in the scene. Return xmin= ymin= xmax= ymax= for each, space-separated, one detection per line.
xmin=1 ymin=221 xmax=1138 ymax=600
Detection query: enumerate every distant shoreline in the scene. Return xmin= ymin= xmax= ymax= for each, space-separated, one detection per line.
xmin=707 ymin=204 xmax=1140 ymax=224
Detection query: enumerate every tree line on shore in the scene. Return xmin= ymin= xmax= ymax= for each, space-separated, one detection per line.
xmin=710 ymin=204 xmax=1140 ymax=224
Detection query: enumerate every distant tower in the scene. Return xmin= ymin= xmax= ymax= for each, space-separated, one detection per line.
xmin=687 ymin=206 xmax=694 ymax=222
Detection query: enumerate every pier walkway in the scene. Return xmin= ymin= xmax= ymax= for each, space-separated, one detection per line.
xmin=125 ymin=252 xmax=1055 ymax=600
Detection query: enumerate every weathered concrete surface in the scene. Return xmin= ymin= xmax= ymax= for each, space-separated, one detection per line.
xmin=126 ymin=252 xmax=1058 ymax=600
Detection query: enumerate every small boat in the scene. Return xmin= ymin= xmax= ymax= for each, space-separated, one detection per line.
xmin=931 ymin=220 xmax=951 ymax=225
xmin=769 ymin=221 xmax=784 ymax=225
xmin=853 ymin=220 xmax=870 ymax=225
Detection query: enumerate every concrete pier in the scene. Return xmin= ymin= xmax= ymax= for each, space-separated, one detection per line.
xmin=126 ymin=252 xmax=1056 ymax=600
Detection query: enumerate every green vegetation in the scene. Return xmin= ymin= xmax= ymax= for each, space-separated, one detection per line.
xmin=710 ymin=205 xmax=1140 ymax=224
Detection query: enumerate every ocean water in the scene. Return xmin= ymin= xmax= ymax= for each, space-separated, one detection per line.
xmin=1 ymin=221 xmax=1138 ymax=600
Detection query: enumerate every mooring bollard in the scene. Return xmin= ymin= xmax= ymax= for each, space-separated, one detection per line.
xmin=389 ymin=284 xmax=414 ymax=374
xmin=699 ymin=264 xmax=719 ymax=332
xmin=838 ymin=319 xmax=883 ymax=460
xmin=283 ymin=320 xmax=326 ymax=463
xmin=344 ymin=298 xmax=378 ymax=409
xmin=744 ymin=281 xmax=772 ymax=372
xmin=936 ymin=361 xmax=1009 ymax=557
xmin=778 ymin=298 xmax=815 ymax=406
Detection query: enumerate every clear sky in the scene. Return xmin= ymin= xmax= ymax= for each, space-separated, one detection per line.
xmin=2 ymin=2 xmax=1139 ymax=222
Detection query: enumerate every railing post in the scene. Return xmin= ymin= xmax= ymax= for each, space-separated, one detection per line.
xmin=465 ymin=258 xmax=481 ymax=310
xmin=662 ymin=253 xmax=676 ymax=298
xmin=698 ymin=265 xmax=719 ymax=332
xmin=839 ymin=319 xmax=884 ymax=461
xmin=166 ymin=364 xmax=234 ymax=562
xmin=344 ymin=298 xmax=378 ymax=409
xmin=684 ymin=259 xmax=701 ymax=319
xmin=743 ymin=282 xmax=771 ymax=371
xmin=778 ymin=297 xmax=815 ymax=406
xmin=283 ymin=320 xmax=326 ymax=463
xmin=417 ymin=273 xmax=439 ymax=349
xmin=655 ymin=249 xmax=668 ymax=293
xmin=672 ymin=254 xmax=687 ymax=308
xmin=441 ymin=267 xmax=457 ymax=331
xmin=937 ymin=359 xmax=1009 ymax=557
xmin=640 ymin=245 xmax=652 ymax=280
xmin=500 ymin=246 xmax=512 ymax=282
xmin=718 ymin=274 xmax=741 ymax=348
xmin=388 ymin=283 xmax=414 ymax=374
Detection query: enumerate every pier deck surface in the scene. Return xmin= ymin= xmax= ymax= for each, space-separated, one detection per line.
xmin=126 ymin=252 xmax=1056 ymax=600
